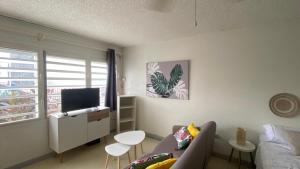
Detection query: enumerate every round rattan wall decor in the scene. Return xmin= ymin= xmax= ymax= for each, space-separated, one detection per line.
xmin=269 ymin=93 xmax=299 ymax=117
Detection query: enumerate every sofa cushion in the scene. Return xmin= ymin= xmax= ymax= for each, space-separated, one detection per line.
xmin=145 ymin=158 xmax=177 ymax=169
xmin=129 ymin=153 xmax=173 ymax=169
xmin=173 ymin=127 xmax=193 ymax=149
xmin=152 ymin=134 xmax=185 ymax=158
xmin=187 ymin=123 xmax=200 ymax=138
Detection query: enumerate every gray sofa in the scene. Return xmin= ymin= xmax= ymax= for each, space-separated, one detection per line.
xmin=126 ymin=121 xmax=216 ymax=169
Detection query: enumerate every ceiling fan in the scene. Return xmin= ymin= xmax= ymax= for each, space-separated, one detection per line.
xmin=144 ymin=0 xmax=245 ymax=26
xmin=144 ymin=0 xmax=198 ymax=26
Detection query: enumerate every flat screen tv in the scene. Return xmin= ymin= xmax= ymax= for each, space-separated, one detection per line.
xmin=61 ymin=88 xmax=99 ymax=112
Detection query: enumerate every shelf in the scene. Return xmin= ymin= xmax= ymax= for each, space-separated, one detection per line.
xmin=120 ymin=105 xmax=134 ymax=109
xmin=117 ymin=95 xmax=136 ymax=133
xmin=120 ymin=118 xmax=134 ymax=123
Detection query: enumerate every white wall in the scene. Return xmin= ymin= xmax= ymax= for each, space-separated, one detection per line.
xmin=123 ymin=20 xmax=300 ymax=156
xmin=0 ymin=16 xmax=122 ymax=169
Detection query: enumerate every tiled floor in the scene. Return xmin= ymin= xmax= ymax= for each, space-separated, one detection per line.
xmin=24 ymin=136 xmax=250 ymax=169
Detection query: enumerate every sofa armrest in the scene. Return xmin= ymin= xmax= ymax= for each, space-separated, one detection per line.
xmin=172 ymin=125 xmax=185 ymax=134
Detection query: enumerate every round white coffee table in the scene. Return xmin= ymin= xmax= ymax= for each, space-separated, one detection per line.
xmin=228 ymin=139 xmax=256 ymax=169
xmin=114 ymin=130 xmax=146 ymax=159
xmin=105 ymin=143 xmax=131 ymax=169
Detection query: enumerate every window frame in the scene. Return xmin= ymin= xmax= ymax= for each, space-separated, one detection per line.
xmin=45 ymin=51 xmax=107 ymax=116
xmin=0 ymin=44 xmax=107 ymax=125
xmin=91 ymin=60 xmax=108 ymax=107
xmin=0 ymin=42 xmax=44 ymax=126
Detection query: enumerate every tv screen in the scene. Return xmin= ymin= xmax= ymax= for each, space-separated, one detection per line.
xmin=61 ymin=88 xmax=99 ymax=112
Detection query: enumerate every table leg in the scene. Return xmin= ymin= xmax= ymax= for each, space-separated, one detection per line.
xmin=228 ymin=148 xmax=234 ymax=162
xmin=134 ymin=145 xmax=137 ymax=159
xmin=127 ymin=152 xmax=131 ymax=163
xmin=105 ymin=154 xmax=110 ymax=169
xmin=58 ymin=153 xmax=63 ymax=163
xmin=104 ymin=136 xmax=108 ymax=145
xmin=117 ymin=156 xmax=120 ymax=169
xmin=238 ymin=151 xmax=242 ymax=169
xmin=141 ymin=142 xmax=144 ymax=154
xmin=250 ymin=152 xmax=255 ymax=168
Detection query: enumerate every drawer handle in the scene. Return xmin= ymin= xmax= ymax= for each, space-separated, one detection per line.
xmin=71 ymin=115 xmax=78 ymax=117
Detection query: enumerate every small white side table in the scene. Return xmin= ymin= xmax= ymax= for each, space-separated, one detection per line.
xmin=105 ymin=143 xmax=131 ymax=169
xmin=228 ymin=139 xmax=256 ymax=169
xmin=114 ymin=130 xmax=146 ymax=159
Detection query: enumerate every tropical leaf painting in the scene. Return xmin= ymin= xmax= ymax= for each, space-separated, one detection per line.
xmin=146 ymin=60 xmax=189 ymax=100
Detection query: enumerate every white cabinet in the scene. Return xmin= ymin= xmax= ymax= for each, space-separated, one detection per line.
xmin=49 ymin=107 xmax=110 ymax=156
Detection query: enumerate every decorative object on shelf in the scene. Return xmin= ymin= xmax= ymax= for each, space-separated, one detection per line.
xmin=236 ymin=127 xmax=246 ymax=146
xmin=269 ymin=93 xmax=299 ymax=117
xmin=146 ymin=60 xmax=189 ymax=100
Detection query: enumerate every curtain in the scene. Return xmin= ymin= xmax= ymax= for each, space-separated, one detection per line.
xmin=105 ymin=49 xmax=117 ymax=111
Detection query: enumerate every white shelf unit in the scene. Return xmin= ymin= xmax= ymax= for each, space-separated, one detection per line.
xmin=117 ymin=95 xmax=136 ymax=133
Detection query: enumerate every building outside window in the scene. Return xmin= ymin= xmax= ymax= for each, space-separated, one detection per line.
xmin=46 ymin=56 xmax=107 ymax=116
xmin=0 ymin=47 xmax=108 ymax=124
xmin=0 ymin=48 xmax=38 ymax=124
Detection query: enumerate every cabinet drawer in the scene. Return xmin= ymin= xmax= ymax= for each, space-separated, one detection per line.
xmin=88 ymin=109 xmax=109 ymax=122
xmin=87 ymin=117 xmax=110 ymax=142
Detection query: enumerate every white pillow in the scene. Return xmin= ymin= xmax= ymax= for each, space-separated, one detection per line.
xmin=263 ymin=124 xmax=288 ymax=145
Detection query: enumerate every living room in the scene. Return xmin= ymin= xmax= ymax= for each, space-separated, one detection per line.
xmin=0 ymin=1 xmax=300 ymax=169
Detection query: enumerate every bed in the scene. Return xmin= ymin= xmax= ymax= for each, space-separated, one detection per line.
xmin=255 ymin=134 xmax=300 ymax=169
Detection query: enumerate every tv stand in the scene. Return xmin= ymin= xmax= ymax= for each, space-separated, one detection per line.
xmin=49 ymin=106 xmax=110 ymax=162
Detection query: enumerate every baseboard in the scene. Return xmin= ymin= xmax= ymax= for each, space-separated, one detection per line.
xmin=145 ymin=132 xmax=164 ymax=141
xmin=5 ymin=152 xmax=55 ymax=169
xmin=212 ymin=152 xmax=252 ymax=166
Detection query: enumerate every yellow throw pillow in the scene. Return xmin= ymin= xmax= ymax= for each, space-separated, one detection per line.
xmin=146 ymin=158 xmax=177 ymax=169
xmin=187 ymin=123 xmax=200 ymax=138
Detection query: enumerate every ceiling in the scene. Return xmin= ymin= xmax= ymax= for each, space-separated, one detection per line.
xmin=0 ymin=0 xmax=299 ymax=47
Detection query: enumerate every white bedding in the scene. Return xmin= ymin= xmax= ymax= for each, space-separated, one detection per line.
xmin=256 ymin=134 xmax=300 ymax=169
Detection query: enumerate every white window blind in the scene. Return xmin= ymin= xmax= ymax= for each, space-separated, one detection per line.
xmin=46 ymin=56 xmax=86 ymax=115
xmin=0 ymin=48 xmax=39 ymax=124
xmin=91 ymin=61 xmax=107 ymax=107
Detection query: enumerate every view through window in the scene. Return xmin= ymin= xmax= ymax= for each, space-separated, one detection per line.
xmin=0 ymin=50 xmax=108 ymax=123
xmin=91 ymin=61 xmax=107 ymax=106
xmin=46 ymin=56 xmax=86 ymax=115
xmin=0 ymin=48 xmax=39 ymax=124
xmin=46 ymin=56 xmax=107 ymax=115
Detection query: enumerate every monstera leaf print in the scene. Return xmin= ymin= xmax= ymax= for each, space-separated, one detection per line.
xmin=168 ymin=64 xmax=183 ymax=90
xmin=147 ymin=61 xmax=188 ymax=99
xmin=150 ymin=64 xmax=183 ymax=98
xmin=173 ymin=80 xmax=188 ymax=99
xmin=150 ymin=72 xmax=170 ymax=97
xmin=147 ymin=62 xmax=160 ymax=76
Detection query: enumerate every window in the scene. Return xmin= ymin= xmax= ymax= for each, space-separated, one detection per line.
xmin=46 ymin=56 xmax=108 ymax=115
xmin=46 ymin=56 xmax=86 ymax=115
xmin=0 ymin=48 xmax=39 ymax=124
xmin=91 ymin=61 xmax=107 ymax=106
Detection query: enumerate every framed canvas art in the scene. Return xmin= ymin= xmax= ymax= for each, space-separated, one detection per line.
xmin=146 ymin=60 xmax=189 ymax=100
